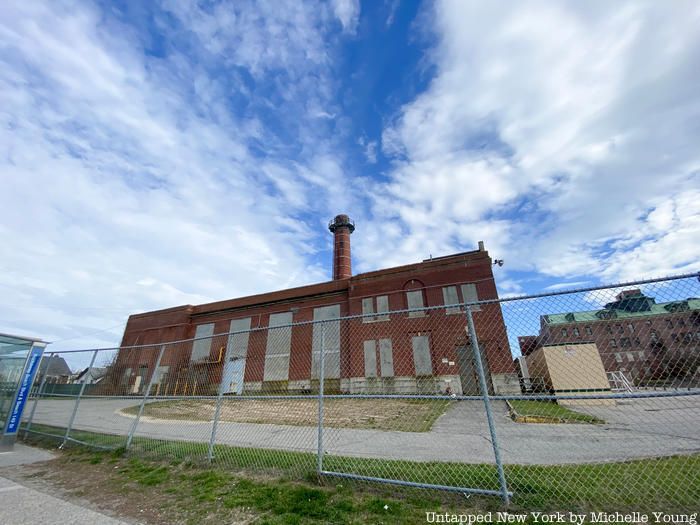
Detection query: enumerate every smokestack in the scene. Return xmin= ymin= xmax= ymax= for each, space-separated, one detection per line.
xmin=328 ymin=214 xmax=355 ymax=280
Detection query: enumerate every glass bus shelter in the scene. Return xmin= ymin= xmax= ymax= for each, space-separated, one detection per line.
xmin=0 ymin=333 xmax=47 ymax=451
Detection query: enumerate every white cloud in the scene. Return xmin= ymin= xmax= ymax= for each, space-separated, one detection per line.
xmin=598 ymin=189 xmax=700 ymax=281
xmin=497 ymin=278 xmax=524 ymax=299
xmin=0 ymin=0 xmax=346 ymax=350
xmin=331 ymin=0 xmax=361 ymax=34
xmin=543 ymin=281 xmax=591 ymax=292
xmin=2 ymin=0 xmax=699 ymax=359
xmin=367 ymin=0 xmax=700 ymax=283
xmin=365 ymin=141 xmax=378 ymax=163
xmin=161 ymin=0 xmax=332 ymax=75
xmin=386 ymin=0 xmax=400 ymax=27
xmin=358 ymin=136 xmax=378 ymax=163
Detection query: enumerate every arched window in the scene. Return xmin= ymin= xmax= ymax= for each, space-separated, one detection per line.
xmin=403 ymin=279 xmax=427 ymax=317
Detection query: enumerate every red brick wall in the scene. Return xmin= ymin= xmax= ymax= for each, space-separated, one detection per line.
xmin=115 ymin=249 xmax=516 ymax=387
xmin=537 ymin=309 xmax=698 ymax=381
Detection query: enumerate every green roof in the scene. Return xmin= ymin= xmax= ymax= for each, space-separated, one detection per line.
xmin=545 ymin=298 xmax=700 ymax=325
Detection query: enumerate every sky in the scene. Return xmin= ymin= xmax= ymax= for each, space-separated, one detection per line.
xmin=1 ymin=0 xmax=699 ymax=355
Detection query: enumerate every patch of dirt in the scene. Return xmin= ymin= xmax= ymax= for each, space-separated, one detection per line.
xmin=124 ymin=398 xmax=450 ymax=432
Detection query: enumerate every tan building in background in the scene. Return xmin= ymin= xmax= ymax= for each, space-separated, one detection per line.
xmin=525 ymin=343 xmax=613 ymax=405
xmin=519 ymin=289 xmax=699 ymax=388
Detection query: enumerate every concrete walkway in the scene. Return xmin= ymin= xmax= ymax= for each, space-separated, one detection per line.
xmin=25 ymin=395 xmax=700 ymax=465
xmin=0 ymin=444 xmax=134 ymax=525
xmin=0 ymin=443 xmax=54 ymax=467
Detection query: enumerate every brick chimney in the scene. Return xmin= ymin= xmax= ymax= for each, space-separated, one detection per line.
xmin=328 ymin=214 xmax=355 ymax=280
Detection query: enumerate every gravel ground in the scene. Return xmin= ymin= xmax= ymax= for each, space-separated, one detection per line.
xmin=120 ymin=398 xmax=449 ymax=431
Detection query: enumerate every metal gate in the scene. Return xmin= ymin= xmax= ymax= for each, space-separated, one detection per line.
xmin=315 ymin=307 xmax=512 ymax=504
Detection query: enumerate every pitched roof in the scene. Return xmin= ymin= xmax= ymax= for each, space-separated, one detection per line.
xmin=39 ymin=355 xmax=72 ymax=377
xmin=544 ymin=298 xmax=699 ymax=325
xmin=75 ymin=366 xmax=108 ymax=381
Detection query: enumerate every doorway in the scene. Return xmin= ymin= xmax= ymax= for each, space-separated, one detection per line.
xmin=456 ymin=345 xmax=479 ymax=395
xmin=222 ymin=357 xmax=245 ymax=395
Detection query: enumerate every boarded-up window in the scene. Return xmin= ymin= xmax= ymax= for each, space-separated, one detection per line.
xmin=406 ymin=290 xmax=425 ymax=317
xmin=379 ymin=338 xmax=394 ymax=377
xmin=227 ymin=318 xmax=251 ymax=360
xmin=312 ymin=304 xmax=341 ymax=379
xmin=361 ymin=297 xmax=374 ymax=322
xmin=442 ymin=286 xmax=460 ymax=314
xmin=192 ymin=323 xmax=215 ymax=362
xmin=121 ymin=368 xmax=132 ymax=386
xmin=412 ymin=335 xmax=432 ymax=376
xmin=364 ymin=339 xmax=394 ymax=378
xmin=376 ymin=295 xmax=389 ymax=321
xmin=362 ymin=296 xmax=389 ymax=322
xmin=460 ymin=283 xmax=480 ymax=312
xmin=264 ymin=312 xmax=293 ymax=381
xmin=363 ymin=340 xmax=377 ymax=378
xmin=152 ymin=366 xmax=169 ymax=385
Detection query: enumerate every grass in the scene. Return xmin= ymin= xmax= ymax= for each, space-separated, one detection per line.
xmin=120 ymin=398 xmax=451 ymax=432
xmin=20 ymin=422 xmax=700 ymax=513
xmin=508 ymin=400 xmax=605 ymax=424
xmin=44 ymin=448 xmax=453 ymax=524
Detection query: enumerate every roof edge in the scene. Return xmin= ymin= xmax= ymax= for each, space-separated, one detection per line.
xmin=192 ymin=279 xmax=349 ymax=315
xmin=352 ymin=248 xmax=487 ymax=282
xmin=127 ymin=304 xmax=194 ymax=320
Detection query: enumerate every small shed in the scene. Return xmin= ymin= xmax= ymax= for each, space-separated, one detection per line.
xmin=525 ymin=343 xmax=613 ymax=406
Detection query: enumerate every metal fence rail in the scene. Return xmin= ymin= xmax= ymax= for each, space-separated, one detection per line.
xmin=21 ymin=273 xmax=700 ymax=510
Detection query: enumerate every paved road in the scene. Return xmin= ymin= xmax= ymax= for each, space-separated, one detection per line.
xmin=25 ymin=395 xmax=700 ymax=465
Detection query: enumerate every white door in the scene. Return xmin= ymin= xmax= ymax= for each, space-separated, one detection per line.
xmin=223 ymin=357 xmax=246 ymax=395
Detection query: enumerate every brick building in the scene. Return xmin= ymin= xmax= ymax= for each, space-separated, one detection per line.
xmin=112 ymin=215 xmax=517 ymax=395
xmin=518 ymin=289 xmax=700 ymax=386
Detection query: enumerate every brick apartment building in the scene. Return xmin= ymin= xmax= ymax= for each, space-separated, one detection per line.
xmin=518 ymin=289 xmax=700 ymax=385
xmin=111 ymin=215 xmax=517 ymax=396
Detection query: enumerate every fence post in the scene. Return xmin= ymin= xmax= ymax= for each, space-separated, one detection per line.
xmin=24 ymin=352 xmax=54 ymax=439
xmin=126 ymin=345 xmax=166 ymax=449
xmin=208 ymin=336 xmax=239 ymax=462
xmin=465 ymin=306 xmax=510 ymax=505
xmin=317 ymin=321 xmax=326 ymax=475
xmin=207 ymin=385 xmax=225 ymax=462
xmin=61 ymin=349 xmax=98 ymax=449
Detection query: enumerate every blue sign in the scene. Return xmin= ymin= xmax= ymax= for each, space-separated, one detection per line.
xmin=4 ymin=345 xmax=45 ymax=435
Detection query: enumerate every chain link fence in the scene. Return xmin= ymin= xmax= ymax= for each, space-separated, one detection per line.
xmin=21 ymin=273 xmax=700 ymax=511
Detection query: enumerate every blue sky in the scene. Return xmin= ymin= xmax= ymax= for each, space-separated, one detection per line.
xmin=1 ymin=0 xmax=699 ymax=355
